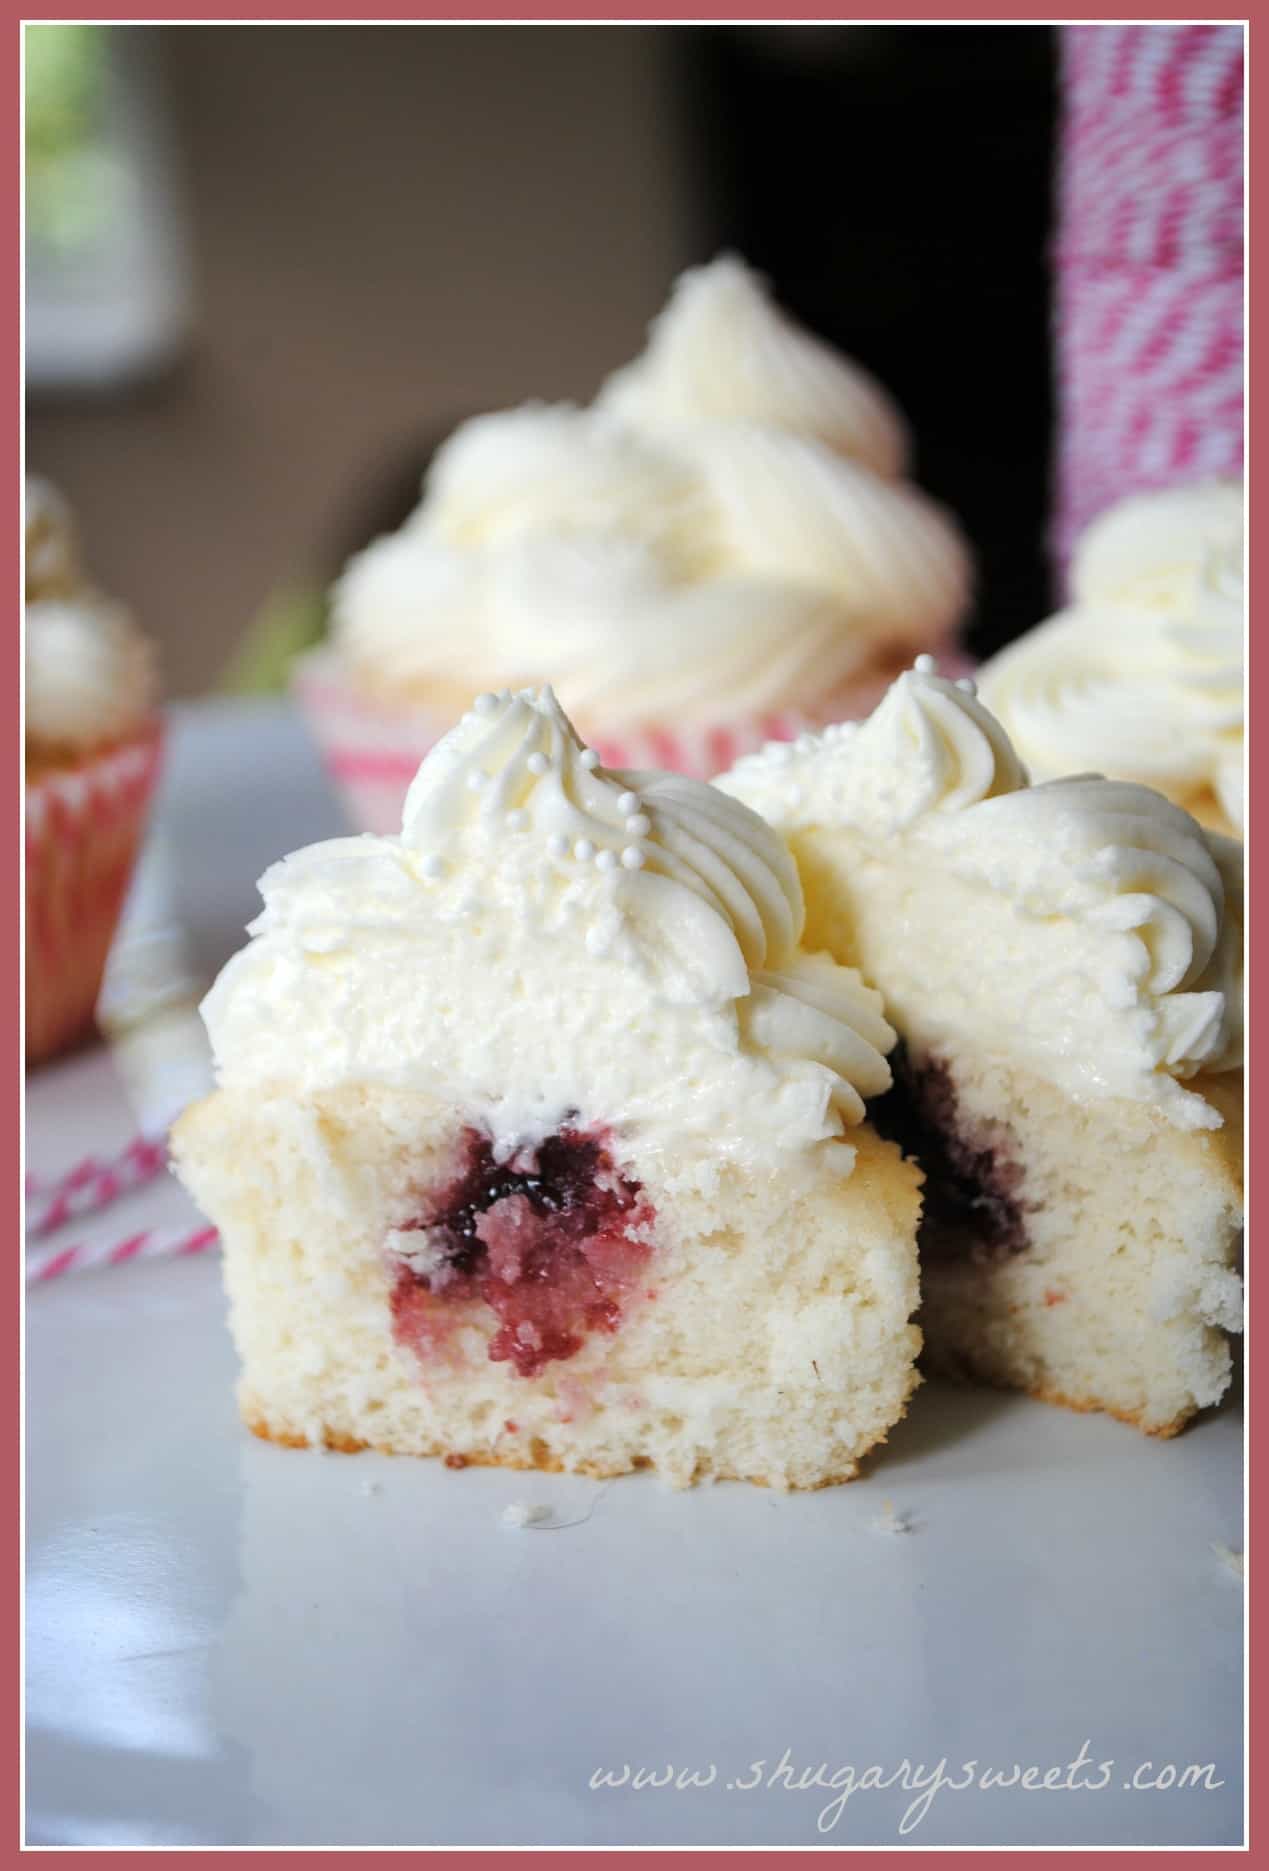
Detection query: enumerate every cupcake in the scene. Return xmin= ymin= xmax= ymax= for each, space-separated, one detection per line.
xmin=25 ymin=477 xmax=162 ymax=1065
xmin=296 ymin=255 xmax=973 ymax=833
xmin=173 ymin=686 xmax=923 ymax=1488
xmin=981 ymin=480 xmax=1244 ymax=837
xmin=720 ymin=667 xmax=1243 ymax=1437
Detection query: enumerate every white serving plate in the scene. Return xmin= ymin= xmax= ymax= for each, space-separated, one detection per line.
xmin=25 ymin=702 xmax=1244 ymax=1847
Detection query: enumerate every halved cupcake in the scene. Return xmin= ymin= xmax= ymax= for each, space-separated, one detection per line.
xmin=173 ymin=686 xmax=922 ymax=1488
xmin=296 ymin=255 xmax=972 ymax=832
xmin=24 ymin=477 xmax=162 ymax=1065
xmin=720 ymin=666 xmax=1243 ymax=1436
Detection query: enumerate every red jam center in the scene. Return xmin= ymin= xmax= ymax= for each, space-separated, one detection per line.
xmin=870 ymin=1044 xmax=1032 ymax=1260
xmin=389 ymin=1126 xmax=654 ymax=1377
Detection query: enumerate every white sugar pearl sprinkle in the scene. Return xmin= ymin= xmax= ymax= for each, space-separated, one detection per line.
xmin=506 ymin=809 xmax=527 ymax=832
xmin=956 ymin=677 xmax=978 ymax=696
xmin=913 ymin=654 xmax=937 ymax=675
xmin=466 ymin=770 xmax=487 ymax=790
xmin=621 ymin=845 xmax=645 ymax=870
xmin=421 ymin=855 xmax=446 ymax=880
xmin=625 ymin=813 xmax=651 ymax=837
xmin=527 ymin=752 xmax=549 ymax=775
xmin=547 ymin=833 xmax=569 ymax=858
xmin=574 ymin=839 xmax=596 ymax=862
xmin=617 ymin=791 xmax=640 ymax=815
xmin=579 ymin=749 xmax=600 ymax=770
xmin=473 ymin=692 xmax=498 ymax=715
xmin=595 ymin=849 xmax=619 ymax=873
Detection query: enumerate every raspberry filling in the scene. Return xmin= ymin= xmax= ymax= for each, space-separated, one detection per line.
xmin=389 ymin=1126 xmax=654 ymax=1377
xmin=870 ymin=1044 xmax=1032 ymax=1259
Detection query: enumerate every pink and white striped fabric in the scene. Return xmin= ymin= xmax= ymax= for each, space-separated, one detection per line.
xmin=26 ymin=1222 xmax=219 ymax=1286
xmin=25 ymin=1133 xmax=168 ymax=1239
xmin=1054 ymin=24 xmax=1244 ymax=575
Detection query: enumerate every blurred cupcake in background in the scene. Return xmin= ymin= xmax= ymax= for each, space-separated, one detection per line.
xmin=980 ymin=480 xmax=1244 ymax=838
xmin=25 ymin=477 xmax=162 ymax=1064
xmin=295 ymin=255 xmax=973 ymax=832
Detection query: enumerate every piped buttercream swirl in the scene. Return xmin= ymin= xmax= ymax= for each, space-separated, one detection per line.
xmin=719 ymin=668 xmax=1242 ymax=1128
xmin=328 ymin=257 xmax=972 ymax=726
xmin=1072 ymin=479 xmax=1243 ymax=608
xmin=24 ymin=476 xmax=156 ymax=753
xmin=202 ymin=687 xmax=897 ymax=1155
xmin=981 ymin=481 xmax=1244 ymax=833
xmin=596 ymin=253 xmax=910 ymax=478
xmin=25 ymin=476 xmax=79 ymax=601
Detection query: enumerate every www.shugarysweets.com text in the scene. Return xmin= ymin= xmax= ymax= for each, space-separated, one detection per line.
xmin=587 ymin=1742 xmax=1226 ymax=1836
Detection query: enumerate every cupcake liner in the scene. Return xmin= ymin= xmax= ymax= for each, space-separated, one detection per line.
xmin=293 ymin=651 xmax=457 ymax=836
xmin=293 ymin=647 xmax=974 ymax=836
xmin=25 ymin=720 xmax=163 ymax=1067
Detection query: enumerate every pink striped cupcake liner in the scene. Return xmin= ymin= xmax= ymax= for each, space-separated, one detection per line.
xmin=294 ymin=648 xmax=970 ymax=837
xmin=25 ymin=720 xmax=164 ymax=1066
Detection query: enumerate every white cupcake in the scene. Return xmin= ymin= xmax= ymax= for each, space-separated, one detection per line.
xmin=173 ymin=686 xmax=923 ymax=1488
xmin=296 ymin=256 xmax=973 ymax=832
xmin=721 ymin=666 xmax=1243 ymax=1437
xmin=25 ymin=477 xmax=162 ymax=1065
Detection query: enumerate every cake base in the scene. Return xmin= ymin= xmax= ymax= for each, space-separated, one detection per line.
xmin=241 ymin=1412 xmax=893 ymax=1490
xmin=875 ymin=1051 xmax=1243 ymax=1437
xmin=174 ymin=1082 xmax=924 ymax=1490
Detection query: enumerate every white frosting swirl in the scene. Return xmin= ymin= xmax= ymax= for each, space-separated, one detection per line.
xmin=24 ymin=476 xmax=79 ymax=601
xmin=330 ymin=531 xmax=492 ymax=707
xmin=1072 ymin=479 xmax=1244 ymax=607
xmin=422 ymin=402 xmax=716 ymax=573
xmin=719 ymin=669 xmax=1241 ymax=1128
xmin=687 ymin=426 xmax=972 ymax=652
xmin=26 ymin=597 xmax=156 ymax=748
xmin=338 ymin=528 xmax=887 ymax=725
xmin=203 ymin=688 xmax=896 ymax=1158
xmin=728 ymin=669 xmax=1027 ymax=837
xmin=25 ymin=475 xmax=157 ymax=752
xmin=982 ymin=481 xmax=1244 ymax=832
xmin=330 ymin=257 xmax=971 ymax=725
xmin=596 ymin=253 xmax=910 ymax=479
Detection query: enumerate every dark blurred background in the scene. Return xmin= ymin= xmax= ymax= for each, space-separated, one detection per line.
xmin=26 ymin=24 xmax=1057 ymax=696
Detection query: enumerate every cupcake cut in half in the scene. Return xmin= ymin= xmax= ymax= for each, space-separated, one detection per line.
xmin=173 ymin=687 xmax=923 ymax=1488
xmin=720 ymin=667 xmax=1244 ymax=1437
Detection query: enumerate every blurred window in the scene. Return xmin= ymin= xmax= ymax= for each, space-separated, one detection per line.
xmin=25 ymin=25 xmax=192 ymax=391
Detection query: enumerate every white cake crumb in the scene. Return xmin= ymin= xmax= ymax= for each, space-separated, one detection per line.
xmin=361 ymin=1478 xmax=382 ymax=1497
xmin=870 ymin=1498 xmax=913 ymax=1536
xmin=1211 ymin=1541 xmax=1244 ymax=1580
xmin=502 ymin=1501 xmax=551 ymax=1529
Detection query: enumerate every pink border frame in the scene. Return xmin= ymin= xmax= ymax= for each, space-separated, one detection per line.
xmin=15 ymin=10 xmax=1251 ymax=1863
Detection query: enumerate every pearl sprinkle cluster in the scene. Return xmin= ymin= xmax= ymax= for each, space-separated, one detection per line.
xmin=416 ymin=691 xmax=651 ymax=880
